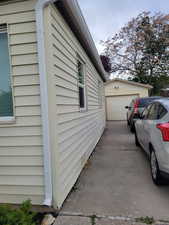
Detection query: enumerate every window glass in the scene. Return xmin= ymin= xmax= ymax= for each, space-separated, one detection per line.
xmin=142 ymin=105 xmax=150 ymax=119
xmin=157 ymin=104 xmax=167 ymax=119
xmin=0 ymin=28 xmax=13 ymax=117
xmin=77 ymin=59 xmax=86 ymax=110
xmin=147 ymin=103 xmax=159 ymax=120
xmin=139 ymin=98 xmax=158 ymax=107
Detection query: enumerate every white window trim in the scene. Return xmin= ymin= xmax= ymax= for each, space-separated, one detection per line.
xmin=77 ymin=57 xmax=87 ymax=112
xmin=0 ymin=117 xmax=15 ymax=124
xmin=0 ymin=24 xmax=15 ymax=123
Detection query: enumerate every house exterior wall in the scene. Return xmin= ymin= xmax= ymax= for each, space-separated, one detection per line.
xmin=105 ymin=81 xmax=149 ymax=97
xmin=0 ymin=0 xmax=45 ymax=205
xmin=44 ymin=4 xmax=105 ymax=208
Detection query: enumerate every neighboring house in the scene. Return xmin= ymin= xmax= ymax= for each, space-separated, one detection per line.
xmin=105 ymin=78 xmax=152 ymax=120
xmin=0 ymin=0 xmax=106 ymax=209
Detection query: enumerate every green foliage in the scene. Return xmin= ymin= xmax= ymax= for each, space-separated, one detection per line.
xmin=0 ymin=200 xmax=37 ymax=225
xmin=90 ymin=215 xmax=97 ymax=225
xmin=135 ymin=216 xmax=155 ymax=224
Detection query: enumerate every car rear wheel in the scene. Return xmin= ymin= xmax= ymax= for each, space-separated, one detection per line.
xmin=130 ymin=123 xmax=135 ymax=133
xmin=150 ymin=150 xmax=163 ymax=185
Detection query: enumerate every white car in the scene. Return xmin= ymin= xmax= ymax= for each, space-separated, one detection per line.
xmin=135 ymin=98 xmax=169 ymax=185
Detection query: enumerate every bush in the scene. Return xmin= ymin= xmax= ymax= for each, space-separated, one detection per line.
xmin=0 ymin=200 xmax=37 ymax=225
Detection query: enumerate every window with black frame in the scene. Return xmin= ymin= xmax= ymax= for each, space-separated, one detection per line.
xmin=77 ymin=59 xmax=86 ymax=110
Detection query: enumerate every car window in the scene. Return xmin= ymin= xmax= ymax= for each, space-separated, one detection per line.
xmin=147 ymin=103 xmax=159 ymax=120
xmin=139 ymin=98 xmax=160 ymax=108
xmin=142 ymin=104 xmax=151 ymax=119
xmin=157 ymin=104 xmax=168 ymax=119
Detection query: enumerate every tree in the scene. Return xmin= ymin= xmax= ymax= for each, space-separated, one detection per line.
xmin=101 ymin=12 xmax=169 ymax=94
xmin=100 ymin=55 xmax=112 ymax=73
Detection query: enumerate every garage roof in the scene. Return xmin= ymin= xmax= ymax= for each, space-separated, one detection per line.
xmin=106 ymin=78 xmax=153 ymax=89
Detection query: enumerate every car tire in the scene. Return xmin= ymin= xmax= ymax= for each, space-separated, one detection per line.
xmin=150 ymin=149 xmax=164 ymax=185
xmin=135 ymin=131 xmax=140 ymax=147
xmin=130 ymin=123 xmax=135 ymax=133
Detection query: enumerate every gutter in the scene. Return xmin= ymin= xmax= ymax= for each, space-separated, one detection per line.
xmin=35 ymin=0 xmax=58 ymax=207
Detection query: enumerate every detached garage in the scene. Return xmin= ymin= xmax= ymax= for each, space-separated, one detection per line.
xmin=105 ymin=79 xmax=152 ymax=120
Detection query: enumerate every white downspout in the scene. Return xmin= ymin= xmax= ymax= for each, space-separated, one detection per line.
xmin=35 ymin=0 xmax=58 ymax=206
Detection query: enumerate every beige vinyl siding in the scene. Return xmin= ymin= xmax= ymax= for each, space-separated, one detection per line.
xmin=44 ymin=4 xmax=105 ymax=208
xmin=0 ymin=0 xmax=44 ymax=205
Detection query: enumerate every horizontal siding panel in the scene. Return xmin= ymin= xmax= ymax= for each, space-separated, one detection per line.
xmin=56 ymin=86 xmax=78 ymax=98
xmin=51 ymin=23 xmax=76 ymax=60
xmin=0 ymin=185 xmax=44 ymax=195
xmin=15 ymin=105 xmax=41 ymax=116
xmin=14 ymin=85 xmax=40 ymax=96
xmin=15 ymin=95 xmax=40 ymax=107
xmin=10 ymin=32 xmax=36 ymax=45
xmin=54 ymin=65 xmax=77 ymax=83
xmin=58 ymin=119 xmax=95 ymax=145
xmin=0 ymin=0 xmax=36 ymax=15
xmin=56 ymin=96 xmax=78 ymax=105
xmin=0 ymin=136 xmax=42 ymax=147
xmin=55 ymin=76 xmax=77 ymax=92
xmin=60 ymin=132 xmax=96 ymax=185
xmin=9 ymin=22 xmax=36 ymax=34
xmin=52 ymin=35 xmax=76 ymax=65
xmin=58 ymin=121 xmax=96 ymax=153
xmin=51 ymin=7 xmax=100 ymax=79
xmin=58 ymin=111 xmax=95 ymax=124
xmin=15 ymin=116 xmax=42 ymax=126
xmin=13 ymin=75 xmax=40 ymax=86
xmin=0 ymin=175 xmax=43 ymax=186
xmin=0 ymin=156 xmax=43 ymax=166
xmin=11 ymin=43 xmax=37 ymax=55
xmin=0 ymin=126 xmax=42 ymax=137
xmin=50 ymin=10 xmax=78 ymax=54
xmin=0 ymin=167 xmax=43 ymax=176
xmin=53 ymin=45 xmax=76 ymax=70
xmin=0 ymin=146 xmax=42 ymax=156
xmin=58 ymin=114 xmax=97 ymax=134
xmin=50 ymin=8 xmax=89 ymax=66
xmin=54 ymin=58 xmax=77 ymax=79
xmin=57 ymin=105 xmax=79 ymax=114
xmin=13 ymin=64 xmax=38 ymax=75
xmin=0 ymin=11 xmax=35 ymax=25
xmin=12 ymin=54 xmax=38 ymax=65
xmin=0 ymin=194 xmax=43 ymax=205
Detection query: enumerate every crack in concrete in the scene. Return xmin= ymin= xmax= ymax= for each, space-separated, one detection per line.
xmin=57 ymin=212 xmax=169 ymax=224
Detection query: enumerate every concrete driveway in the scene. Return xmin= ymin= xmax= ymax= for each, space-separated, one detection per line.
xmin=55 ymin=121 xmax=169 ymax=224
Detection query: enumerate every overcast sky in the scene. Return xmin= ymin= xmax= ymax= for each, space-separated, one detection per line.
xmin=78 ymin=0 xmax=169 ymax=53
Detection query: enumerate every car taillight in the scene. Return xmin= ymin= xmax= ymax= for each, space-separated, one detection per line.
xmin=134 ymin=99 xmax=139 ymax=114
xmin=156 ymin=123 xmax=169 ymax=142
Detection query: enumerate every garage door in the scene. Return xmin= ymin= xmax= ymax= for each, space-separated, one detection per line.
xmin=106 ymin=95 xmax=139 ymax=120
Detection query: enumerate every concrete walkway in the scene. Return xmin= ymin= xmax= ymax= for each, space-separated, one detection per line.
xmin=55 ymin=121 xmax=169 ymax=225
